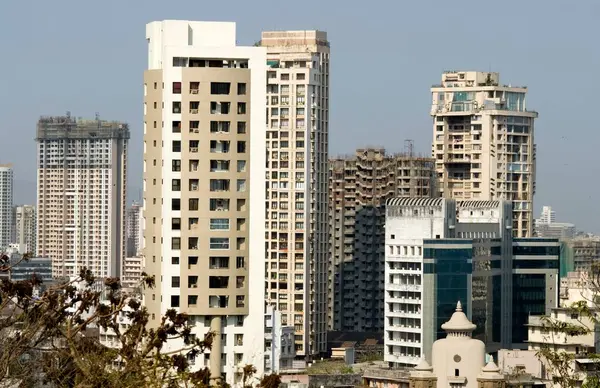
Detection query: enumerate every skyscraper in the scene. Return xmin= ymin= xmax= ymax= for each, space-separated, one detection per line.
xmin=328 ymin=148 xmax=437 ymax=332
xmin=0 ymin=165 xmax=13 ymax=251
xmin=13 ymin=205 xmax=36 ymax=255
xmin=261 ymin=29 xmax=330 ymax=358
xmin=143 ymin=20 xmax=266 ymax=384
xmin=431 ymin=71 xmax=538 ymax=237
xmin=126 ymin=201 xmax=143 ymax=257
xmin=36 ymin=115 xmax=128 ymax=278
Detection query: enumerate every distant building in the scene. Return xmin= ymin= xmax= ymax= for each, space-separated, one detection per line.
xmin=384 ymin=198 xmax=559 ymax=367
xmin=560 ymin=237 xmax=600 ymax=274
xmin=122 ymin=256 xmax=143 ymax=289
xmin=328 ymin=147 xmax=437 ymax=332
xmin=0 ymin=165 xmax=13 ymax=251
xmin=12 ymin=205 xmax=36 ymax=255
xmin=431 ymin=71 xmax=538 ymax=238
xmin=125 ymin=202 xmax=143 ymax=257
xmin=36 ymin=115 xmax=129 ymax=278
xmin=534 ymin=205 xmax=576 ymax=238
xmin=265 ymin=305 xmax=296 ymax=374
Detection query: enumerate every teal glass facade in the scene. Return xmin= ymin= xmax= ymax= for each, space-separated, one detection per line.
xmin=423 ymin=240 xmax=472 ymax=340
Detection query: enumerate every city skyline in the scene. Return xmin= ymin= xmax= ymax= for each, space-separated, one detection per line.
xmin=1 ymin=0 xmax=598 ymax=232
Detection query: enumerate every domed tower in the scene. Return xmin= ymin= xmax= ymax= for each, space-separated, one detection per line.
xmin=431 ymin=301 xmax=486 ymax=388
xmin=409 ymin=357 xmax=437 ymax=388
xmin=477 ymin=358 xmax=506 ymax=388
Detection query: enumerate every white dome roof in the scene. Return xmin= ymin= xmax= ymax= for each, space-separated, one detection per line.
xmin=441 ymin=301 xmax=476 ymax=332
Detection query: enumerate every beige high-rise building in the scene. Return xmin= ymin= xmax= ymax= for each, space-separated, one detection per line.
xmin=0 ymin=165 xmax=13 ymax=251
xmin=36 ymin=115 xmax=128 ymax=278
xmin=13 ymin=205 xmax=36 ymax=255
xmin=328 ymin=148 xmax=437 ymax=332
xmin=260 ymin=30 xmax=330 ymax=358
xmin=431 ymin=71 xmax=538 ymax=237
xmin=143 ymin=20 xmax=266 ymax=385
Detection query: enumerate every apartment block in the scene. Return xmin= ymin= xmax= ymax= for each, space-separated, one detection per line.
xmin=431 ymin=71 xmax=538 ymax=237
xmin=143 ymin=20 xmax=266 ymax=385
xmin=0 ymin=165 xmax=13 ymax=251
xmin=261 ymin=30 xmax=330 ymax=357
xmin=383 ymin=198 xmax=558 ymax=368
xmin=126 ymin=201 xmax=143 ymax=257
xmin=12 ymin=205 xmax=36 ymax=255
xmin=36 ymin=116 xmax=128 ymax=278
xmin=328 ymin=148 xmax=437 ymax=332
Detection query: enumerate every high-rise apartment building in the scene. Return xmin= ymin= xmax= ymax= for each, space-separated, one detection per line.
xmin=328 ymin=148 xmax=436 ymax=332
xmin=383 ymin=198 xmax=559 ymax=367
xmin=13 ymin=205 xmax=36 ymax=255
xmin=143 ymin=20 xmax=266 ymax=384
xmin=431 ymin=71 xmax=538 ymax=237
xmin=126 ymin=201 xmax=143 ymax=257
xmin=260 ymin=29 xmax=330 ymax=358
xmin=0 ymin=165 xmax=13 ymax=251
xmin=36 ymin=115 xmax=128 ymax=278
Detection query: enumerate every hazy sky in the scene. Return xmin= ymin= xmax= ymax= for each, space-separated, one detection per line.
xmin=1 ymin=0 xmax=598 ymax=231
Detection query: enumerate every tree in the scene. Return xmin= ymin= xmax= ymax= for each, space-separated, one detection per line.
xmin=0 ymin=255 xmax=278 ymax=388
xmin=534 ymin=265 xmax=600 ymax=388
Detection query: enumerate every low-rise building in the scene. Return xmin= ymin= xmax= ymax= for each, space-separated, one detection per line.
xmin=265 ymin=305 xmax=296 ymax=374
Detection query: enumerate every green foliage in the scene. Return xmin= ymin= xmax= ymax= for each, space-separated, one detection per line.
xmin=0 ymin=264 xmax=280 ymax=387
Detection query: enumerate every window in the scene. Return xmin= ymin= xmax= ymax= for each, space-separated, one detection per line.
xmin=237 ymin=160 xmax=246 ymax=172
xmin=189 ymin=140 xmax=199 ymax=152
xmin=209 ymin=257 xmax=229 ymax=269
xmin=236 ymin=276 xmax=245 ymax=288
xmin=237 ymin=83 xmax=246 ymax=95
xmin=172 ymin=101 xmax=181 ymax=114
xmin=209 ymin=295 xmax=228 ymax=308
xmin=210 ymin=121 xmax=230 ymax=133
xmin=188 ymin=276 xmax=199 ymax=288
xmin=172 ymin=218 xmax=181 ymax=230
xmin=171 ymin=295 xmax=180 ymax=308
xmin=237 ymin=102 xmax=246 ymax=114
xmin=173 ymin=82 xmax=182 ymax=94
xmin=189 ymin=121 xmax=200 ymax=132
xmin=189 ymin=198 xmax=199 ymax=211
xmin=210 ymin=219 xmax=230 ymax=230
xmin=210 ymin=101 xmax=230 ymax=114
xmin=237 ymin=141 xmax=246 ymax=153
xmin=189 ymin=101 xmax=199 ymax=113
xmin=237 ymin=180 xmax=246 ymax=192
xmin=237 ymin=122 xmax=246 ymax=134
xmin=188 ymin=237 xmax=199 ymax=250
xmin=172 ymin=199 xmax=181 ymax=211
xmin=209 ymin=276 xmax=229 ymax=289
xmin=296 ymin=107 xmax=305 ymax=116
xmin=210 ymin=238 xmax=229 ymax=250
xmin=172 ymin=237 xmax=181 ymax=250
xmin=211 ymin=82 xmax=231 ymax=95
xmin=172 ymin=276 xmax=180 ymax=288
xmin=210 ymin=179 xmax=230 ymax=192
xmin=172 ymin=121 xmax=181 ymax=133
xmin=210 ymin=160 xmax=230 ymax=172
xmin=172 ymin=141 xmax=182 ymax=152
xmin=172 ymin=257 xmax=180 ymax=265
xmin=236 ymin=257 xmax=246 ymax=269
xmin=210 ymin=140 xmax=230 ymax=153
xmin=236 ymin=296 xmax=245 ymax=308
xmin=172 ymin=179 xmax=181 ymax=191
xmin=172 ymin=160 xmax=181 ymax=172
xmin=210 ymin=198 xmax=230 ymax=211
xmin=296 ymin=73 xmax=305 ymax=80
xmin=188 ymin=295 xmax=198 ymax=306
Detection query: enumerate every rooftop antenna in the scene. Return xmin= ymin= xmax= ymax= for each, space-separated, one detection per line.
xmin=95 ymin=112 xmax=101 ymax=128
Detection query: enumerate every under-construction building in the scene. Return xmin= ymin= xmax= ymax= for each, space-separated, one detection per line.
xmin=328 ymin=146 xmax=437 ymax=332
xmin=36 ymin=114 xmax=129 ymax=279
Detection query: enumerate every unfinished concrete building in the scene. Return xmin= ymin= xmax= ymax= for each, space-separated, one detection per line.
xmin=36 ymin=114 xmax=128 ymax=278
xmin=328 ymin=147 xmax=437 ymax=332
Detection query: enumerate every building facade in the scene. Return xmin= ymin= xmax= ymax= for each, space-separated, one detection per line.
xmin=265 ymin=305 xmax=296 ymax=374
xmin=0 ymin=165 xmax=13 ymax=251
xmin=143 ymin=20 xmax=266 ymax=385
xmin=328 ymin=148 xmax=437 ymax=332
xmin=261 ymin=30 xmax=330 ymax=358
xmin=383 ymin=198 xmax=559 ymax=368
xmin=13 ymin=205 xmax=36 ymax=255
xmin=36 ymin=116 xmax=128 ymax=278
xmin=431 ymin=71 xmax=538 ymax=237
xmin=126 ymin=201 xmax=143 ymax=257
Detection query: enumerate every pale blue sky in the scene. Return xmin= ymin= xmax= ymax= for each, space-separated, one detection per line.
xmin=0 ymin=0 xmax=598 ymax=231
